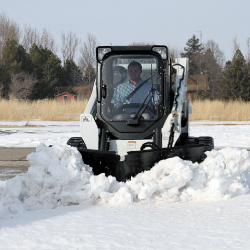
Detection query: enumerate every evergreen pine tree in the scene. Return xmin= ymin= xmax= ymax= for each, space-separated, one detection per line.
xmin=42 ymin=54 xmax=62 ymax=98
xmin=219 ymin=49 xmax=250 ymax=101
xmin=62 ymin=59 xmax=83 ymax=86
xmin=1 ymin=39 xmax=31 ymax=73
xmin=29 ymin=44 xmax=63 ymax=99
xmin=181 ymin=35 xmax=204 ymax=75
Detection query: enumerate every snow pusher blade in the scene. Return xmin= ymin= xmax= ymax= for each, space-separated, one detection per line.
xmin=77 ymin=144 xmax=205 ymax=182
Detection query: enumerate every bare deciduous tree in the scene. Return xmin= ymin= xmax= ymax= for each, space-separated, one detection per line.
xmin=0 ymin=12 xmax=21 ymax=58
xmin=10 ymin=72 xmax=37 ymax=99
xmin=22 ymin=25 xmax=40 ymax=52
xmin=22 ymin=26 xmax=57 ymax=53
xmin=246 ymin=37 xmax=250 ymax=63
xmin=168 ymin=46 xmax=181 ymax=59
xmin=79 ymin=33 xmax=98 ymax=95
xmin=10 ymin=73 xmax=24 ymax=98
xmin=40 ymin=28 xmax=57 ymax=53
xmin=61 ymin=31 xmax=80 ymax=65
xmin=205 ymin=40 xmax=225 ymax=67
xmin=232 ymin=35 xmax=240 ymax=57
xmin=79 ymin=33 xmax=98 ymax=73
xmin=203 ymin=49 xmax=222 ymax=98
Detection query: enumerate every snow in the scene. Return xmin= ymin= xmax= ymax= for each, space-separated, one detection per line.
xmin=1 ymin=121 xmax=250 ymax=249
xmin=0 ymin=121 xmax=80 ymax=147
xmin=190 ymin=121 xmax=250 ymax=149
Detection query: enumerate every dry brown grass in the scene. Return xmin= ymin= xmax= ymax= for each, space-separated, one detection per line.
xmin=0 ymin=99 xmax=88 ymax=121
xmin=190 ymin=99 xmax=250 ymax=121
xmin=0 ymin=98 xmax=250 ymax=121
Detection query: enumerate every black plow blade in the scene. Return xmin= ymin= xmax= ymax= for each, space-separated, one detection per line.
xmin=78 ymin=145 xmax=205 ymax=182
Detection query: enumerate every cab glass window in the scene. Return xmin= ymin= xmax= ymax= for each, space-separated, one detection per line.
xmin=101 ymin=55 xmax=163 ymax=122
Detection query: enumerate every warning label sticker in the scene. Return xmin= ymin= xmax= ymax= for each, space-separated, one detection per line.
xmin=127 ymin=141 xmax=136 ymax=149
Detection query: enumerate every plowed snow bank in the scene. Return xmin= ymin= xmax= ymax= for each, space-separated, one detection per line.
xmin=1 ymin=144 xmax=250 ymax=213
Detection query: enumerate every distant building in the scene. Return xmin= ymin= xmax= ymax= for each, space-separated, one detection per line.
xmin=55 ymin=92 xmax=76 ymax=102
xmin=57 ymin=86 xmax=93 ymax=100
xmin=186 ymin=74 xmax=209 ymax=100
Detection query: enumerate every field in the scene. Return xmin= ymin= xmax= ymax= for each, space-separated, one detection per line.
xmin=190 ymin=99 xmax=250 ymax=121
xmin=0 ymin=99 xmax=250 ymax=121
xmin=0 ymin=99 xmax=88 ymax=121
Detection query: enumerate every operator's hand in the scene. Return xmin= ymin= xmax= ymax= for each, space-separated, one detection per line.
xmin=107 ymin=104 xmax=116 ymax=113
xmin=112 ymin=106 xmax=117 ymax=112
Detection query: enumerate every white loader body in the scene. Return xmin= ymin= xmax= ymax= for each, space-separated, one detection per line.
xmin=81 ymin=58 xmax=190 ymax=157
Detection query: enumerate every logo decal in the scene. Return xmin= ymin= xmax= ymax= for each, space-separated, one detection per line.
xmin=82 ymin=116 xmax=92 ymax=122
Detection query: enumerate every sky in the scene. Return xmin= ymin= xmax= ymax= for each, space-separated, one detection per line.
xmin=1 ymin=0 xmax=250 ymax=62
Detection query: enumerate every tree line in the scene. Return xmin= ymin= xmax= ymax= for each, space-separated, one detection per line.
xmin=1 ymin=12 xmax=250 ymax=101
xmin=0 ymin=13 xmax=96 ymax=100
xmin=181 ymin=35 xmax=250 ymax=101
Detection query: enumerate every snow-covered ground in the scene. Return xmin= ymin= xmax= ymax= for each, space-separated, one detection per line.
xmin=0 ymin=121 xmax=250 ymax=249
xmin=1 ymin=120 xmax=250 ymax=149
xmin=0 ymin=121 xmax=80 ymax=148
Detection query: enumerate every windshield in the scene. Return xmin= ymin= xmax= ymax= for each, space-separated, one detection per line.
xmin=101 ymin=55 xmax=163 ymax=122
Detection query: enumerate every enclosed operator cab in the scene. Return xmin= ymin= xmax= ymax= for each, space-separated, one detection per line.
xmin=96 ymin=46 xmax=171 ymax=145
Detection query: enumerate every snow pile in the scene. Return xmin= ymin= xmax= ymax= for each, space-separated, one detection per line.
xmin=123 ymin=147 xmax=250 ymax=203
xmin=0 ymin=144 xmax=93 ymax=213
xmin=1 ymin=144 xmax=250 ymax=213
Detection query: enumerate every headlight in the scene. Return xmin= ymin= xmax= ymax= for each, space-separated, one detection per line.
xmin=152 ymin=46 xmax=168 ymax=60
xmin=97 ymin=47 xmax=112 ymax=61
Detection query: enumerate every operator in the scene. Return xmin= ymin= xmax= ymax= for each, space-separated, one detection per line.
xmin=111 ymin=61 xmax=155 ymax=120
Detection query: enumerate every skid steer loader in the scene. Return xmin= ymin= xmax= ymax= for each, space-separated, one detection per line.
xmin=67 ymin=45 xmax=214 ymax=182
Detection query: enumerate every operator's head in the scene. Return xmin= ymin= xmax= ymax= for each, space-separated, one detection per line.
xmin=128 ymin=62 xmax=142 ymax=83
